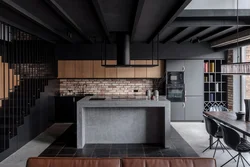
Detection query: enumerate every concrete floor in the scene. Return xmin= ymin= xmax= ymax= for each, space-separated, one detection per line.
xmin=172 ymin=122 xmax=250 ymax=167
xmin=0 ymin=123 xmax=71 ymax=167
xmin=1 ymin=122 xmax=250 ymax=167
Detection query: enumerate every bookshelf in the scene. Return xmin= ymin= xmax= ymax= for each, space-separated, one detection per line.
xmin=204 ymin=60 xmax=227 ymax=111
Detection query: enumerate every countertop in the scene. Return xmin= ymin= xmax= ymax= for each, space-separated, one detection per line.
xmin=55 ymin=94 xmax=94 ymax=97
xmin=77 ymin=95 xmax=170 ymax=108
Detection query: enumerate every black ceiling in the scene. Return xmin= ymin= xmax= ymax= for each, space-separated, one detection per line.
xmin=0 ymin=0 xmax=250 ymax=50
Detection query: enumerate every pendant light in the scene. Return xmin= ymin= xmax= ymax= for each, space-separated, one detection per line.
xmin=221 ymin=0 xmax=250 ymax=75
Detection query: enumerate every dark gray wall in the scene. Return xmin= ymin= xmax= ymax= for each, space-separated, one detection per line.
xmin=55 ymin=42 xmax=224 ymax=60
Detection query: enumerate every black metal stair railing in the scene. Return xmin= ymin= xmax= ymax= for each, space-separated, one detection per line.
xmin=0 ymin=21 xmax=56 ymax=153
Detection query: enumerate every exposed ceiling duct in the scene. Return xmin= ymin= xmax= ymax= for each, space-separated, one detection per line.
xmin=102 ymin=32 xmax=159 ymax=67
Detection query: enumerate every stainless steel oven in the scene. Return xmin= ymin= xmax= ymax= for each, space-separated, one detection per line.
xmin=166 ymin=84 xmax=185 ymax=102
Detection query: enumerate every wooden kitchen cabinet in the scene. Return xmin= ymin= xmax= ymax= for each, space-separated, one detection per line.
xmin=76 ymin=60 xmax=93 ymax=78
xmin=65 ymin=60 xmax=76 ymax=78
xmin=117 ymin=60 xmax=135 ymax=78
xmin=93 ymin=60 xmax=105 ymax=78
xmin=58 ymin=60 xmax=164 ymax=79
xmin=134 ymin=60 xmax=147 ymax=78
xmin=105 ymin=60 xmax=117 ymax=78
xmin=57 ymin=60 xmax=65 ymax=78
xmin=146 ymin=60 xmax=164 ymax=78
xmin=58 ymin=60 xmax=76 ymax=78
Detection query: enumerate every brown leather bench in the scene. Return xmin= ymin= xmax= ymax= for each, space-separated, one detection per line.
xmin=27 ymin=157 xmax=216 ymax=167
xmin=122 ymin=158 xmax=216 ymax=167
xmin=26 ymin=158 xmax=120 ymax=167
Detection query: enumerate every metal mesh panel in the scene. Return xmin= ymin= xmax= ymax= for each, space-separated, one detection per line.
xmin=0 ymin=21 xmax=56 ymax=153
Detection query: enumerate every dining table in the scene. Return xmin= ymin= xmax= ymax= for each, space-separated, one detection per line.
xmin=203 ymin=111 xmax=250 ymax=148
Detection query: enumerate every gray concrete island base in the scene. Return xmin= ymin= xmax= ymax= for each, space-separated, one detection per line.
xmin=77 ymin=96 xmax=171 ymax=148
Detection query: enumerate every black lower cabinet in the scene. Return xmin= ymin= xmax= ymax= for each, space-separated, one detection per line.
xmin=55 ymin=96 xmax=84 ymax=123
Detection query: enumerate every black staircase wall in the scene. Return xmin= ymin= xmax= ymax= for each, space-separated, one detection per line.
xmin=0 ymin=21 xmax=57 ymax=161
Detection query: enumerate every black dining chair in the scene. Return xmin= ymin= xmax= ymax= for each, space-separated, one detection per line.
xmin=203 ymin=115 xmax=235 ymax=159
xmin=220 ymin=123 xmax=250 ymax=167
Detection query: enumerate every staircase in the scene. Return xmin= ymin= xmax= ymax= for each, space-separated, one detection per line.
xmin=0 ymin=55 xmax=48 ymax=153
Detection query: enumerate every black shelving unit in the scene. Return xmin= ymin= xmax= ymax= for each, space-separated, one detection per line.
xmin=204 ymin=60 xmax=227 ymax=111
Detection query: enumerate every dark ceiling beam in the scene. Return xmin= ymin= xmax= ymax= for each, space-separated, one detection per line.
xmin=131 ymin=0 xmax=145 ymax=41
xmin=0 ymin=0 xmax=72 ymax=43
xmin=208 ymin=27 xmax=249 ymax=43
xmin=193 ymin=27 xmax=233 ymax=43
xmin=45 ymin=0 xmax=93 ymax=43
xmin=214 ymin=39 xmax=250 ymax=52
xmin=176 ymin=27 xmax=209 ymax=44
xmin=161 ymin=27 xmax=188 ymax=44
xmin=146 ymin=0 xmax=191 ymax=43
xmin=170 ymin=18 xmax=250 ymax=27
xmin=90 ymin=0 xmax=111 ymax=43
xmin=211 ymin=28 xmax=250 ymax=48
xmin=179 ymin=9 xmax=250 ymax=17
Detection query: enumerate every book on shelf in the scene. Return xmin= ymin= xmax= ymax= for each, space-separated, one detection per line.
xmin=210 ymin=75 xmax=213 ymax=82
xmin=204 ymin=62 xmax=209 ymax=72
xmin=210 ymin=93 xmax=214 ymax=101
xmin=210 ymin=62 xmax=215 ymax=72
xmin=215 ymin=83 xmax=219 ymax=92
xmin=204 ymin=76 xmax=208 ymax=82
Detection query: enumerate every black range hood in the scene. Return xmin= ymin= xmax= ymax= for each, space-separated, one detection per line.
xmin=102 ymin=33 xmax=159 ymax=68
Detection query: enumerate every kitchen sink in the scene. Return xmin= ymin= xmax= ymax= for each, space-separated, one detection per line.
xmin=89 ymin=97 xmax=106 ymax=100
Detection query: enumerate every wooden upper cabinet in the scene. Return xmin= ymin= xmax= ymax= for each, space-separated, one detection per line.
xmin=105 ymin=60 xmax=117 ymax=78
xmin=64 ymin=60 xmax=76 ymax=78
xmin=57 ymin=60 xmax=64 ymax=78
xmin=134 ymin=60 xmax=147 ymax=78
xmin=117 ymin=60 xmax=134 ymax=78
xmin=93 ymin=60 xmax=105 ymax=78
xmin=76 ymin=60 xmax=93 ymax=78
xmin=146 ymin=60 xmax=164 ymax=78
xmin=58 ymin=60 xmax=76 ymax=78
xmin=57 ymin=60 xmax=164 ymax=79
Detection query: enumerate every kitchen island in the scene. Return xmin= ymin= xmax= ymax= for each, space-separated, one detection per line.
xmin=77 ymin=96 xmax=171 ymax=148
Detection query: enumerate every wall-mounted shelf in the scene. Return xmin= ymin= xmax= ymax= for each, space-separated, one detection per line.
xmin=204 ymin=60 xmax=228 ymax=111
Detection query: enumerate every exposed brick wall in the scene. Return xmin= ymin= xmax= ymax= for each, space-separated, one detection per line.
xmin=245 ymin=46 xmax=250 ymax=99
xmin=60 ymin=79 xmax=155 ymax=96
xmin=227 ymin=46 xmax=250 ymax=109
xmin=227 ymin=50 xmax=233 ymax=110
xmin=12 ymin=64 xmax=53 ymax=78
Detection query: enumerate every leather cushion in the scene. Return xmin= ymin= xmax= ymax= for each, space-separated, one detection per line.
xmin=122 ymin=158 xmax=216 ymax=167
xmin=26 ymin=157 xmax=120 ymax=167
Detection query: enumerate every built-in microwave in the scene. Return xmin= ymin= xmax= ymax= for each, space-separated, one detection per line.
xmin=167 ymin=72 xmax=184 ymax=84
xmin=166 ymin=84 xmax=185 ymax=102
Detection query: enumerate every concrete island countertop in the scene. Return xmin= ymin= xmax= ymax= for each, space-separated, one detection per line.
xmin=77 ymin=95 xmax=171 ymax=148
xmin=77 ymin=95 xmax=169 ymax=108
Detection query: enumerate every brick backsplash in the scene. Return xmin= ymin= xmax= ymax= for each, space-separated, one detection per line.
xmin=227 ymin=50 xmax=233 ymax=110
xmin=60 ymin=79 xmax=155 ymax=95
